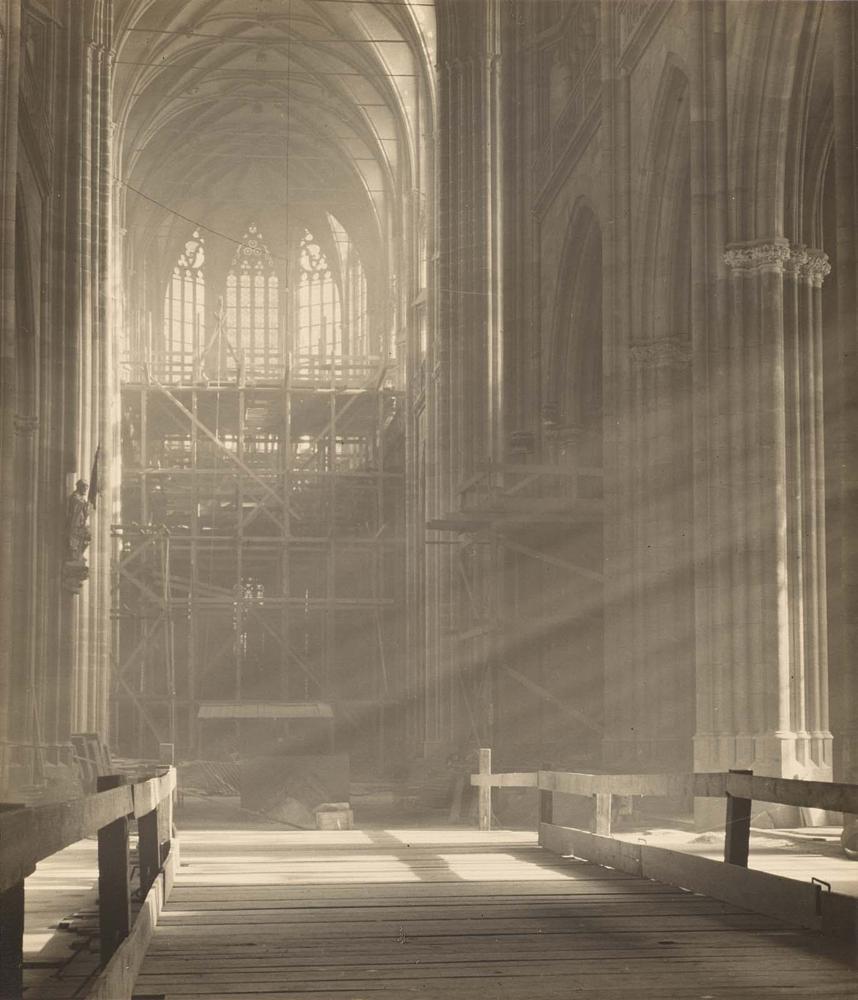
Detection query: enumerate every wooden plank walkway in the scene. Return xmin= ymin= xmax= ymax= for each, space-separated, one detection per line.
xmin=133 ymin=828 xmax=856 ymax=999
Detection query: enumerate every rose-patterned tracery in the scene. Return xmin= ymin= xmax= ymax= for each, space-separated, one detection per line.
xmin=226 ymin=224 xmax=281 ymax=376
xmin=164 ymin=231 xmax=205 ymax=375
xmin=295 ymin=229 xmax=341 ymax=358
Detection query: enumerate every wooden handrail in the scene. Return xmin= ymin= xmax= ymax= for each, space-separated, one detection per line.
xmin=0 ymin=767 xmax=177 ymax=1000
xmin=471 ymin=761 xmax=858 ymax=816
xmin=470 ymin=751 xmax=858 ymax=944
xmin=699 ymin=772 xmax=858 ymax=815
xmin=0 ymin=785 xmax=132 ymax=893
xmin=0 ymin=768 xmax=175 ymax=893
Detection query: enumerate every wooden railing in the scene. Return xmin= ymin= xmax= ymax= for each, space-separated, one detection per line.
xmin=471 ymin=749 xmax=858 ymax=945
xmin=0 ymin=767 xmax=177 ymax=1000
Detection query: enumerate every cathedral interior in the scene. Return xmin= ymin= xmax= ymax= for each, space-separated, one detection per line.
xmin=1 ymin=0 xmax=857 ymax=829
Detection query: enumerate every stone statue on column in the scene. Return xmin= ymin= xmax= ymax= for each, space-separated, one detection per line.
xmin=63 ymin=478 xmax=91 ymax=593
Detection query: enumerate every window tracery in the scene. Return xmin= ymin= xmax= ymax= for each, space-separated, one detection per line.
xmin=330 ymin=215 xmax=368 ymax=357
xmin=295 ymin=229 xmax=342 ymax=359
xmin=164 ymin=230 xmax=205 ymax=379
xmin=226 ymin=225 xmax=281 ymax=377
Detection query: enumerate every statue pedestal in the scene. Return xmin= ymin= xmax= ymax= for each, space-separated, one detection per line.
xmin=62 ymin=559 xmax=89 ymax=594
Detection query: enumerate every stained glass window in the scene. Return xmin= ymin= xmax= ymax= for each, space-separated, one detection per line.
xmin=295 ymin=230 xmax=341 ymax=360
xmin=163 ymin=231 xmax=205 ymax=380
xmin=226 ymin=225 xmax=281 ymax=378
xmin=329 ymin=215 xmax=368 ymax=357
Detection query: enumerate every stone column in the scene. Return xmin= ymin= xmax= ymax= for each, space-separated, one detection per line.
xmin=600 ymin=0 xmax=630 ymax=772
xmin=603 ymin=336 xmax=694 ymax=772
xmin=784 ymin=247 xmax=832 ymax=772
xmin=13 ymin=414 xmax=39 ymax=781
xmin=67 ymin=2 xmax=113 ymax=739
xmin=429 ymin=0 xmax=505 ymax=753
xmin=688 ymin=0 xmax=733 ymax=791
xmin=93 ymin=39 xmax=115 ymax=743
xmin=687 ymin=3 xmax=831 ymax=792
xmin=830 ymin=2 xmax=858 ymax=781
xmin=600 ymin=2 xmax=696 ymax=774
xmin=0 ymin=0 xmax=22 ymax=790
xmin=695 ymin=240 xmax=833 ymax=783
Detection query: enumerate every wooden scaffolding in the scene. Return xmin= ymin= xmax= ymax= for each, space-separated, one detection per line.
xmin=112 ymin=355 xmax=405 ymax=767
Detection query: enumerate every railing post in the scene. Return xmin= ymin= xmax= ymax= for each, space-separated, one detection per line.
xmin=159 ymin=743 xmax=179 ymax=815
xmin=478 ymin=748 xmax=492 ymax=832
xmin=137 ymin=803 xmax=161 ymax=896
xmin=159 ymin=780 xmax=174 ymax=866
xmin=724 ymin=768 xmax=753 ymax=867
xmin=0 ymin=804 xmax=25 ymax=1000
xmin=539 ymin=787 xmax=553 ymax=826
xmin=0 ymin=881 xmax=24 ymax=1000
xmin=97 ymin=775 xmax=131 ymax=964
xmin=594 ymin=793 xmax=612 ymax=836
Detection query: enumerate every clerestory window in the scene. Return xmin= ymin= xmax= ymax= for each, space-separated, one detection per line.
xmin=295 ymin=229 xmax=341 ymax=360
xmin=329 ymin=215 xmax=368 ymax=358
xmin=164 ymin=230 xmax=205 ymax=380
xmin=225 ymin=225 xmax=281 ymax=378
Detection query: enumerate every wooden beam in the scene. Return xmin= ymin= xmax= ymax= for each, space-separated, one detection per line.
xmin=539 ymin=770 xmax=691 ymax=798
xmin=594 ymin=793 xmax=612 ymax=836
xmin=486 ymin=462 xmax=604 ymax=478
xmin=119 ymin=563 xmax=167 ymax=607
xmin=116 ymin=617 xmax=167 ymax=681
xmin=456 ymin=465 xmax=490 ymax=497
xmin=152 ymin=381 xmax=295 ymax=526
xmin=538 ymin=822 xmax=858 ymax=945
xmin=97 ymin=776 xmax=131 ymax=965
xmin=0 ymin=878 xmax=24 ymax=1000
xmin=478 ymin=748 xmax=492 ymax=832
xmin=502 ymin=665 xmax=603 ymax=737
xmin=719 ymin=772 xmax=858 ymax=815
xmin=499 ymin=538 xmax=603 ymax=583
xmin=724 ymin=769 xmax=752 ymax=867
xmin=471 ymin=771 xmax=538 ymax=789
xmin=131 ymin=770 xmax=176 ymax=819
xmin=291 ymin=374 xmax=377 ymax=469
xmin=464 ymin=765 xmax=858 ymax=816
xmin=244 ymin=606 xmax=323 ymax=687
xmin=137 ymin=806 xmax=160 ymax=896
xmin=116 ymin=677 xmax=166 ymax=747
xmin=85 ymin=842 xmax=178 ymax=1000
xmin=540 ymin=787 xmax=554 ymax=825
xmin=0 ymin=787 xmax=133 ymax=891
xmin=169 ymin=596 xmax=394 ymax=607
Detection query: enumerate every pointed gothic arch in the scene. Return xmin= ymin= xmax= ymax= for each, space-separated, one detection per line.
xmin=546 ymin=199 xmax=603 ymax=465
xmin=163 ymin=230 xmax=205 ymax=380
xmin=225 ymin=224 xmax=281 ymax=378
xmin=637 ymin=58 xmax=691 ymax=346
xmin=295 ymin=229 xmax=342 ymax=360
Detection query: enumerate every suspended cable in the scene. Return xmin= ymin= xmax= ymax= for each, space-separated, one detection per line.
xmin=121 ymin=26 xmax=412 ymax=43
xmin=114 ymin=59 xmax=418 ymax=77
xmin=119 ymin=168 xmax=492 ymax=297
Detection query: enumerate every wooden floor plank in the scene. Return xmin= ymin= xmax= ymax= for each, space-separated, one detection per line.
xmin=134 ymin=827 xmax=856 ymax=999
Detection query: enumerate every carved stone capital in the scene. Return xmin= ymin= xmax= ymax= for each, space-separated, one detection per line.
xmin=13 ymin=414 xmax=39 ymax=436
xmin=783 ymin=244 xmax=809 ymax=275
xmin=803 ymin=248 xmax=831 ymax=287
xmin=723 ymin=241 xmax=791 ymax=272
xmin=723 ymin=241 xmax=830 ymax=284
xmin=782 ymin=244 xmax=831 ymax=286
xmin=629 ymin=336 xmax=691 ymax=370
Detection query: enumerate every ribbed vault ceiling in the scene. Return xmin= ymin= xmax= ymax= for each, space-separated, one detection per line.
xmin=112 ymin=0 xmax=435 ymax=261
